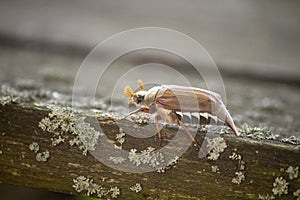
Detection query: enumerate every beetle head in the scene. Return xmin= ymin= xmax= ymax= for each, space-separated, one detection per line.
xmin=123 ymin=80 xmax=147 ymax=105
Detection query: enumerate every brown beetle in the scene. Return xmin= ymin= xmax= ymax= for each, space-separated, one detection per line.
xmin=121 ymin=80 xmax=239 ymax=146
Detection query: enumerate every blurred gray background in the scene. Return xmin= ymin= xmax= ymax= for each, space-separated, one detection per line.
xmin=0 ymin=0 xmax=300 ymax=84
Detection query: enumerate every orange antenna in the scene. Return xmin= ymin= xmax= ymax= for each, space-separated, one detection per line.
xmin=137 ymin=79 xmax=145 ymax=90
xmin=123 ymin=86 xmax=134 ymax=97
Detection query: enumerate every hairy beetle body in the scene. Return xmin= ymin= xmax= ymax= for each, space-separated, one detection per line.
xmin=121 ymin=80 xmax=240 ymax=147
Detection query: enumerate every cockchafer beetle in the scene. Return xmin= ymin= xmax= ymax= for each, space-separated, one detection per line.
xmin=119 ymin=80 xmax=239 ymax=147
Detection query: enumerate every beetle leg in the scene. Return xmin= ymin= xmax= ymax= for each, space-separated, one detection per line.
xmin=127 ymin=107 xmax=150 ymax=116
xmin=178 ymin=120 xmax=209 ymax=158
xmin=177 ymin=120 xmax=201 ymax=148
xmin=155 ymin=115 xmax=163 ymax=147
xmin=115 ymin=107 xmax=150 ymax=120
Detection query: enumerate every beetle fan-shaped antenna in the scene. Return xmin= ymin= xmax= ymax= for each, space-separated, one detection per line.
xmin=124 ymin=86 xmax=134 ymax=97
xmin=137 ymin=80 xmax=145 ymax=90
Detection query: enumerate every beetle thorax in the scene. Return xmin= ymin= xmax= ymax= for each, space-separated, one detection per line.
xmin=137 ymin=86 xmax=161 ymax=107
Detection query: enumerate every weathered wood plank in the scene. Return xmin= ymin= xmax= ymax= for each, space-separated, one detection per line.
xmin=0 ymin=104 xmax=299 ymax=199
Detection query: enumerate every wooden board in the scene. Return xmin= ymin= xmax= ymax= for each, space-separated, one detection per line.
xmin=0 ymin=104 xmax=299 ymax=199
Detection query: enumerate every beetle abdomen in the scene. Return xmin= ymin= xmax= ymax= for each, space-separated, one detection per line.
xmin=175 ymin=111 xmax=224 ymax=126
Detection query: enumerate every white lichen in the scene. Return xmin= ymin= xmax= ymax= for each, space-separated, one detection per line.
xmin=29 ymin=142 xmax=49 ymax=161
xmin=36 ymin=150 xmax=50 ymax=162
xmin=130 ymin=114 xmax=150 ymax=125
xmin=203 ymin=125 xmax=232 ymax=135
xmin=73 ymin=176 xmax=91 ymax=193
xmin=241 ymin=123 xmax=279 ymax=140
xmin=128 ymin=147 xmax=165 ymax=168
xmin=0 ymin=85 xmax=22 ymax=105
xmin=285 ymin=166 xmax=299 ymax=180
xmin=39 ymin=117 xmax=53 ymax=132
xmin=69 ymin=137 xmax=82 ymax=149
xmin=0 ymin=84 xmax=52 ymax=105
xmin=114 ymin=144 xmax=122 ymax=150
xmin=29 ymin=142 xmax=40 ymax=153
xmin=294 ymin=189 xmax=300 ymax=200
xmin=116 ymin=133 xmax=125 ymax=144
xmin=115 ymin=128 xmax=125 ymax=149
xmin=229 ymin=152 xmax=242 ymax=161
xmin=232 ymin=171 xmax=245 ymax=185
xmin=156 ymin=156 xmax=179 ymax=173
xmin=239 ymin=160 xmax=246 ymax=171
xmin=0 ymin=96 xmax=19 ymax=105
xmin=110 ymin=186 xmax=120 ymax=198
xmin=109 ymin=156 xmax=127 ymax=164
xmin=39 ymin=106 xmax=76 ymax=133
xmin=211 ymin=165 xmax=220 ymax=173
xmin=272 ymin=177 xmax=289 ymax=197
xmin=206 ymin=137 xmax=227 ymax=160
xmin=73 ymin=176 xmax=120 ymax=199
xmin=51 ymin=135 xmax=65 ymax=146
xmin=281 ymin=135 xmax=300 ymax=145
xmin=130 ymin=183 xmax=142 ymax=193
xmin=229 ymin=150 xmax=246 ymax=171
xmin=258 ymin=194 xmax=275 ymax=200
xmin=39 ymin=106 xmax=102 ymax=155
